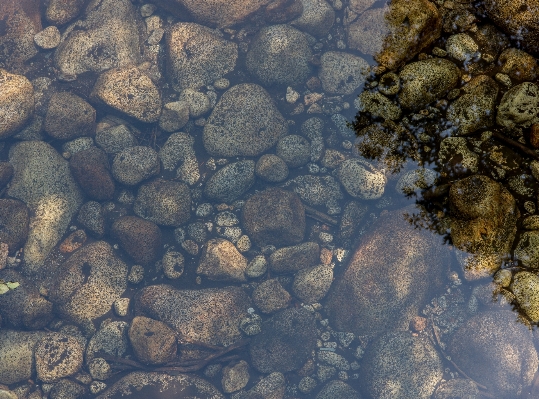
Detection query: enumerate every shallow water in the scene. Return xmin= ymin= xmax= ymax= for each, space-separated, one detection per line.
xmin=1 ymin=0 xmax=539 ymax=398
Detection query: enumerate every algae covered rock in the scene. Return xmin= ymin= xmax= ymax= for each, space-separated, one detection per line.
xmin=511 ymin=271 xmax=539 ymax=322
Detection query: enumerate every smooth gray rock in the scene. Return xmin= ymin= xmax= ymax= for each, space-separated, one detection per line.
xmin=0 ymin=329 xmax=47 ymax=385
xmin=112 ymin=146 xmax=160 ymax=186
xmin=291 ymin=0 xmax=335 ymax=37
xmin=204 ymin=160 xmax=255 ymax=203
xmin=319 ymin=51 xmax=370 ymax=95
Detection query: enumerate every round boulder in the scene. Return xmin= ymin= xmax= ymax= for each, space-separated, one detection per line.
xmin=0 ymin=69 xmax=34 ymax=139
xmin=246 ymin=24 xmax=312 ymax=87
xmin=128 ymin=316 xmax=177 ymax=365
xmin=204 ymin=160 xmax=255 ymax=203
xmin=112 ymin=146 xmax=160 ymax=186
xmin=203 ymin=84 xmax=288 ymax=157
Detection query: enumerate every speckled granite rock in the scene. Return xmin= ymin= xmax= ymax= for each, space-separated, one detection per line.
xmin=204 ymin=160 xmax=255 ymax=203
xmin=197 ymin=238 xmax=248 ymax=282
xmin=112 ymin=146 xmax=160 ymax=186
xmin=8 ymin=141 xmax=83 ymax=275
xmin=128 ymin=316 xmax=177 ymax=365
xmin=54 ymin=0 xmax=143 ymax=80
xmin=319 ymin=52 xmax=370 ymax=95
xmin=35 ymin=333 xmax=84 ymax=382
xmin=91 ymin=66 xmax=161 ymax=123
xmin=45 ymin=92 xmax=96 ymax=139
xmin=291 ymin=0 xmax=334 ymax=37
xmin=204 ymin=84 xmax=288 ymax=157
xmin=135 ymin=285 xmax=252 ymax=347
xmin=111 ymin=216 xmax=161 ymax=265
xmin=0 ymin=69 xmax=34 ymax=139
xmin=448 ymin=310 xmax=538 ymax=398
xmin=69 ymin=147 xmax=115 ymax=201
xmin=361 ymin=331 xmax=443 ymax=399
xmin=0 ymin=199 xmax=29 ymax=254
xmin=166 ymin=22 xmax=237 ymax=90
xmin=96 ymin=371 xmax=224 ymax=399
xmin=48 ymin=241 xmax=128 ymax=324
xmin=0 ymin=329 xmax=47 ymax=385
xmin=326 ymin=206 xmax=449 ymax=337
xmin=46 ymin=0 xmax=85 ymax=25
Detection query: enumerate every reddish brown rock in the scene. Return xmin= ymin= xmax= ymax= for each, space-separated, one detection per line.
xmin=128 ymin=316 xmax=177 ymax=365
xmin=69 ymin=147 xmax=115 ymax=200
xmin=45 ymin=92 xmax=96 ymax=140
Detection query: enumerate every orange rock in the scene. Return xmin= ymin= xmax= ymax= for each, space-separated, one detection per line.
xmin=59 ymin=230 xmax=87 ymax=253
xmin=320 ymin=248 xmax=333 ymax=265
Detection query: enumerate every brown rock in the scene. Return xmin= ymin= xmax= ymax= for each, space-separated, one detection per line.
xmin=128 ymin=316 xmax=177 ymax=365
xmin=482 ymin=0 xmax=539 ymax=56
xmin=197 ymin=238 xmax=247 ymax=282
xmin=0 ymin=69 xmax=34 ymax=139
xmin=531 ymin=124 xmax=539 ymax=149
xmin=46 ymin=0 xmax=86 ymax=25
xmin=326 ymin=206 xmax=449 ymax=337
xmin=69 ymin=147 xmax=115 ymax=200
xmin=242 ymin=188 xmax=305 ymax=247
xmin=59 ymin=229 xmax=87 ymax=254
xmin=499 ymin=48 xmax=538 ymax=81
xmin=346 ymin=0 xmax=442 ymax=70
xmin=0 ymin=0 xmax=41 ymax=69
xmin=151 ymin=0 xmax=274 ymax=28
xmin=45 ymin=92 xmax=96 ymax=140
xmin=252 ymin=279 xmax=291 ymax=314
xmin=269 ymin=242 xmax=320 ymax=274
xmin=35 ymin=333 xmax=84 ymax=382
xmin=91 ymin=66 xmax=161 ymax=123
xmin=112 ymin=216 xmax=161 ymax=265
xmin=135 ymin=285 xmax=252 ymax=347
xmin=0 ymin=199 xmax=29 ymax=254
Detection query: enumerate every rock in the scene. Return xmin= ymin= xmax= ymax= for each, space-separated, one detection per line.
xmin=250 ymin=308 xmax=317 ymax=373
xmin=222 ymin=360 xmax=249 ymax=393
xmin=128 ymin=316 xmax=177 ymax=365
xmin=398 ymin=58 xmax=460 ymax=110
xmin=515 ymin=231 xmax=539 ymax=268
xmin=285 ymin=175 xmax=343 ymax=208
xmin=69 ymin=147 xmax=115 ymax=200
xmin=315 ymin=380 xmax=362 ymax=399
xmin=114 ymin=297 xmax=130 ymax=316
xmin=481 ymin=0 xmax=539 ymax=56
xmin=91 ymin=66 xmax=161 ymax=123
xmin=319 ymin=51 xmax=370 ymax=95
xmin=54 ymin=0 xmax=142 ymax=80
xmin=151 ymin=0 xmax=273 ymax=28
xmin=326 ymin=206 xmax=449 ymax=337
xmin=197 ymin=238 xmax=247 ymax=282
xmin=0 ymin=0 xmax=41 ymax=68
xmin=511 ymin=271 xmax=539 ymax=322
xmin=0 ymin=199 xmax=29 ymax=254
xmin=159 ymin=132 xmax=200 ymax=185
xmin=361 ymin=331 xmax=443 ymax=399
xmin=177 ymin=90 xmax=212 ymax=118
xmin=269 ymin=242 xmax=320 ymax=274
xmin=204 ymin=160 xmax=255 ymax=203
xmin=77 ymin=201 xmax=105 ymax=238
xmin=98 ymin=373 xmax=224 ymax=399
xmin=48 ymin=241 xmax=127 ymax=324
xmin=346 ymin=0 xmax=441 ymax=70
xmin=133 ymin=179 xmax=191 ymax=227
xmin=246 ymin=255 xmax=268 ymax=278
xmin=255 ymin=154 xmax=289 ymax=182
xmin=395 ymin=168 xmax=437 ymax=195
xmin=292 ymin=264 xmax=333 ymax=304
xmin=135 ymin=285 xmax=252 ymax=347
xmin=252 ymin=279 xmax=291 ymax=313
xmin=276 ymin=135 xmax=311 ymax=168
xmin=0 ymin=269 xmax=53 ymax=329
xmin=242 ymin=188 xmax=305 ymax=247
xmin=496 ymin=82 xmax=539 ymax=129
xmin=499 ymin=48 xmax=538 ymax=81
xmin=301 ymin=117 xmax=325 ymax=162
xmin=166 ymin=22 xmax=237 ymax=90
xmin=45 ymin=92 xmax=96 ymax=140
xmin=34 ymin=26 xmax=61 ymax=49
xmin=337 ymin=158 xmax=386 ymax=200
xmin=246 ymin=25 xmax=312 ymax=87
xmin=0 ymin=69 xmax=34 ymax=139
xmin=242 ymin=372 xmax=285 ymax=399
xmin=448 ymin=310 xmax=538 ymax=398
xmin=112 ymin=146 xmax=160 ymax=186
xmin=159 ymin=101 xmax=190 ymax=132
xmin=63 ymin=137 xmax=94 ymax=155
xmin=95 ymin=124 xmax=138 ymax=154
xmin=0 ymin=329 xmax=46 ymax=385
xmin=0 ymin=162 xmax=13 ymax=189
xmin=49 ymin=379 xmax=86 ymax=399
xmin=46 ymin=0 xmax=85 ymax=25
xmin=449 ymin=175 xmax=518 ymax=280
xmin=445 ymin=33 xmax=479 ymax=63
xmin=8 ymin=141 xmax=83 ymax=275
xmin=291 ymin=0 xmax=334 ymax=37
xmin=433 ymin=379 xmax=479 ymax=399
xmin=112 ymin=216 xmax=161 ymax=265
xmin=89 ymin=358 xmax=112 ymax=381
xmin=86 ymin=321 xmax=129 ymax=362
xmin=447 ymin=75 xmax=499 ymax=135
xmin=354 ymin=90 xmax=402 ymax=121
xmin=35 ymin=333 xmax=84 ymax=382
xmin=204 ymin=84 xmax=287 ymax=157
xmin=438 ymin=136 xmax=479 ymax=178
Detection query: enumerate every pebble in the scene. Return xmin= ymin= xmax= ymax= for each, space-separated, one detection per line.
xmin=34 ymin=26 xmax=61 ymax=49
xmin=128 ymin=265 xmax=145 ymax=284
xmin=246 ymin=255 xmax=268 ymax=278
xmin=286 ymin=87 xmax=300 ymax=103
xmin=113 ymin=298 xmax=130 ymax=316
